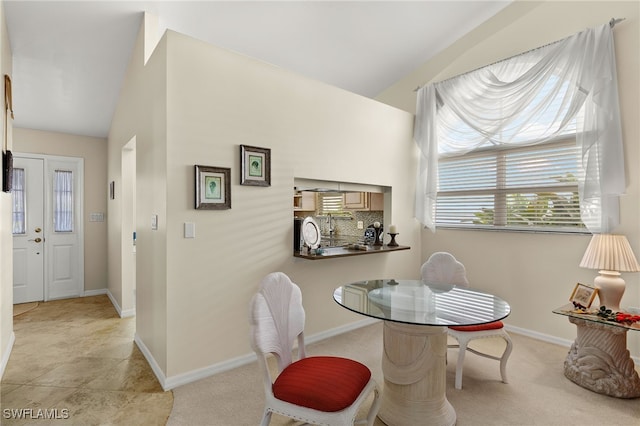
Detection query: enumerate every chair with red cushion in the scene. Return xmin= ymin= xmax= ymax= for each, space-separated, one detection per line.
xmin=249 ymin=272 xmax=381 ymax=425
xmin=421 ymin=252 xmax=513 ymax=390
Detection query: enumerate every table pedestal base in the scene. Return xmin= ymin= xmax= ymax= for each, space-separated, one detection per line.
xmin=565 ymin=317 xmax=640 ymax=398
xmin=378 ymin=321 xmax=455 ymax=426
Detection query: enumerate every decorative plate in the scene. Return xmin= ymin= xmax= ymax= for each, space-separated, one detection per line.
xmin=302 ymin=217 xmax=321 ymax=249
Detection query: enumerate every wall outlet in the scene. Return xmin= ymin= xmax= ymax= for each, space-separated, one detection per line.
xmin=357 ymin=221 xmax=364 ymax=229
xmin=89 ymin=212 xmax=105 ymax=222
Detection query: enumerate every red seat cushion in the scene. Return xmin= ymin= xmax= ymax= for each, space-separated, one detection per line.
xmin=449 ymin=320 xmax=504 ymax=332
xmin=272 ymin=356 xmax=371 ymax=412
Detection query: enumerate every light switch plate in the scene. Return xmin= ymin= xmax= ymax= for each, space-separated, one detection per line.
xmin=151 ymin=214 xmax=158 ymax=230
xmin=184 ymin=222 xmax=195 ymax=238
xmin=357 ymin=221 xmax=364 ymax=229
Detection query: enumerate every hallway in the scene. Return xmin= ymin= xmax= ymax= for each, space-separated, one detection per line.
xmin=1 ymin=295 xmax=173 ymax=425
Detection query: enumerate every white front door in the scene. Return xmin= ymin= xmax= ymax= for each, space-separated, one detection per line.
xmin=12 ymin=157 xmax=45 ymax=304
xmin=12 ymin=154 xmax=84 ymax=303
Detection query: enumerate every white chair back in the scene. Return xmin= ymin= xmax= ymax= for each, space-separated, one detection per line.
xmin=421 ymin=252 xmax=469 ymax=287
xmin=249 ymin=272 xmax=306 ymax=373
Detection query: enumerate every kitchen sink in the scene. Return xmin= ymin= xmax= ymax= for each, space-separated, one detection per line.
xmin=320 ymin=236 xmax=359 ymax=248
xmin=317 ymin=246 xmax=354 ymax=255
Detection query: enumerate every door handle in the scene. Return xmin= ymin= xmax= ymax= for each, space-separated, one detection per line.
xmin=28 ymin=237 xmax=42 ymax=243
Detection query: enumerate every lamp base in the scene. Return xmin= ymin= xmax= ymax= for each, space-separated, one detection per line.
xmin=594 ymin=271 xmax=625 ymax=311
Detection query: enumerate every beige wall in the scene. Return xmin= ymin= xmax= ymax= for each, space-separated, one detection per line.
xmin=108 ymin=13 xmax=169 ymax=372
xmin=378 ymin=1 xmax=640 ymax=357
xmin=109 ymin=16 xmax=419 ymax=383
xmin=163 ymin=31 xmax=418 ymax=378
xmin=0 ymin=0 xmax=13 ymax=376
xmin=12 ymin=128 xmax=108 ymax=294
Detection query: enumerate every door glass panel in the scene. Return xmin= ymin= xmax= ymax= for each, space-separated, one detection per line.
xmin=54 ymin=170 xmax=73 ymax=232
xmin=12 ymin=168 xmax=25 ymax=234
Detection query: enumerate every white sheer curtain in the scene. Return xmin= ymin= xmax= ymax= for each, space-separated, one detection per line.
xmin=54 ymin=170 xmax=73 ymax=232
xmin=12 ymin=167 xmax=25 ymax=234
xmin=414 ymin=23 xmax=624 ymax=233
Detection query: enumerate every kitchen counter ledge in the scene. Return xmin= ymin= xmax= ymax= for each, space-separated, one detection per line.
xmin=294 ymin=245 xmax=410 ymax=260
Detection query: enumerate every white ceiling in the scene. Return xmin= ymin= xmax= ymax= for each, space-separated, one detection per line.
xmin=4 ymin=1 xmax=511 ymax=138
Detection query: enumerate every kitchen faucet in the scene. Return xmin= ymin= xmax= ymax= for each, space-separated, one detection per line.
xmin=326 ymin=213 xmax=335 ymax=235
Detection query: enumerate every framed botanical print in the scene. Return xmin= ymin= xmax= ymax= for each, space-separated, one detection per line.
xmin=195 ymin=165 xmax=231 ymax=210
xmin=240 ymin=145 xmax=270 ymax=187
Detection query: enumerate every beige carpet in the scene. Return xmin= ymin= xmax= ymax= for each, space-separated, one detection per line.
xmin=168 ymin=322 xmax=640 ymax=426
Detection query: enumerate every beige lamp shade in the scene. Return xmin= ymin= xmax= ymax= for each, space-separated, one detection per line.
xmin=579 ymin=234 xmax=640 ymax=272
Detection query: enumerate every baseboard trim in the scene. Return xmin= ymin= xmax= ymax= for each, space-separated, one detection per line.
xmin=105 ymin=289 xmax=135 ymax=318
xmin=504 ymin=323 xmax=574 ymax=347
xmin=0 ymin=331 xmax=15 ymax=379
xmin=161 ymin=317 xmax=379 ymax=391
xmin=155 ymin=318 xmax=378 ymax=391
xmin=305 ymin=317 xmax=379 ymax=345
xmin=83 ymin=288 xmax=107 ymax=297
xmin=164 ymin=352 xmax=257 ymax=391
xmin=137 ymin=318 xmax=640 ymax=392
xmin=134 ymin=333 xmax=169 ymax=391
xmin=504 ymin=323 xmax=639 ymax=365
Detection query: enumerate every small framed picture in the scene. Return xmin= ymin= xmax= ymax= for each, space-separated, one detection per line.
xmin=569 ymin=283 xmax=597 ymax=308
xmin=195 ymin=165 xmax=231 ymax=210
xmin=240 ymin=145 xmax=270 ymax=187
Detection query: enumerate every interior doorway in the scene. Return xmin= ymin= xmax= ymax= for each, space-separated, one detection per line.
xmin=120 ymin=137 xmax=137 ymax=316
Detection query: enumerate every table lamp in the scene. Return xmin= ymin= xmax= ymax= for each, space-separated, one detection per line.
xmin=579 ymin=234 xmax=640 ymax=311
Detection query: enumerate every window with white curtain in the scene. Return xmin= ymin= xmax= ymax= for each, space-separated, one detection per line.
xmin=54 ymin=170 xmax=73 ymax=232
xmin=414 ymin=23 xmax=624 ymax=233
xmin=12 ymin=168 xmax=25 ymax=234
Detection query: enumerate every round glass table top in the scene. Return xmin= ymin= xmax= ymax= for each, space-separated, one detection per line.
xmin=333 ymin=279 xmax=511 ymax=327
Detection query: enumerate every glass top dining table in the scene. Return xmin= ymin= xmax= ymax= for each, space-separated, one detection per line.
xmin=333 ymin=278 xmax=511 ymax=327
xmin=333 ymin=278 xmax=511 ymax=426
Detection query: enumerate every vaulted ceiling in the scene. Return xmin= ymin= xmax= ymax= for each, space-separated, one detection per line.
xmin=4 ymin=1 xmax=510 ymax=138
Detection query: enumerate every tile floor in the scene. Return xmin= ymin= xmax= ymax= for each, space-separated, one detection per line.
xmin=1 ymin=295 xmax=173 ymax=425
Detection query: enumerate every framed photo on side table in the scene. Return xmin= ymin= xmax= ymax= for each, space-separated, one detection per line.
xmin=569 ymin=283 xmax=597 ymax=308
xmin=195 ymin=165 xmax=231 ymax=210
xmin=240 ymin=145 xmax=270 ymax=186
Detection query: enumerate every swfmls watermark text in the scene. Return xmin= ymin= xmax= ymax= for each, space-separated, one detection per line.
xmin=3 ymin=408 xmax=70 ymax=420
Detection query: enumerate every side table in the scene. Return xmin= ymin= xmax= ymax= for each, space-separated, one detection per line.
xmin=553 ymin=305 xmax=640 ymax=398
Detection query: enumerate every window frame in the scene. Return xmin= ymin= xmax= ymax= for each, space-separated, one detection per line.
xmin=435 ymin=136 xmax=588 ymax=234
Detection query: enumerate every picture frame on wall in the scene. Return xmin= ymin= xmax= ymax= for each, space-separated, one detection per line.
xmin=240 ymin=144 xmax=270 ymax=187
xmin=195 ymin=165 xmax=231 ymax=210
xmin=569 ymin=283 xmax=597 ymax=308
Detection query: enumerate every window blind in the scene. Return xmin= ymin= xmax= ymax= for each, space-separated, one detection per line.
xmin=318 ymin=193 xmax=344 ymax=215
xmin=437 ymin=139 xmax=584 ymax=231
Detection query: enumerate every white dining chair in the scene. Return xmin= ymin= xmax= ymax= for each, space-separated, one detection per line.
xmin=421 ymin=252 xmax=513 ymax=390
xmin=249 ymin=272 xmax=381 ymax=425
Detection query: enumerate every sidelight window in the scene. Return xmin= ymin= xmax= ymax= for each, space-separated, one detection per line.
xmin=11 ymin=168 xmax=25 ymax=234
xmin=54 ymin=170 xmax=73 ymax=232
